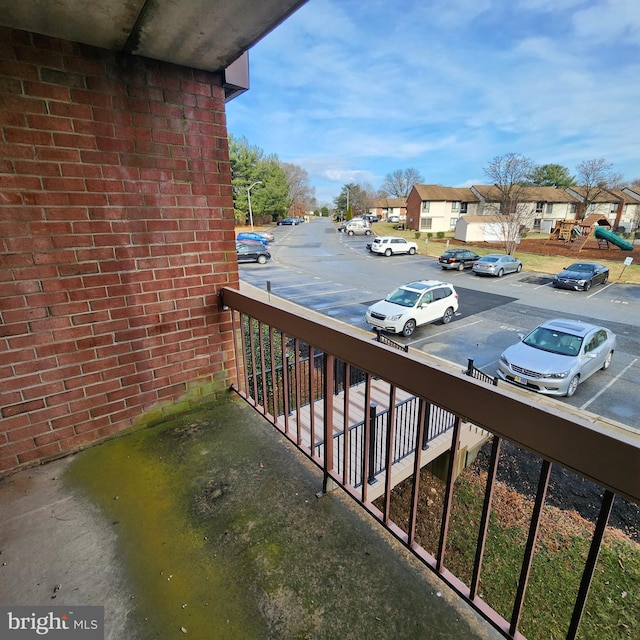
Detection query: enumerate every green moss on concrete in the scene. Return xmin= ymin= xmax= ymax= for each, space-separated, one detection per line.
xmin=65 ymin=398 xmax=502 ymax=640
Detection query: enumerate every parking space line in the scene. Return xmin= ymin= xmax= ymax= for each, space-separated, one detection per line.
xmin=586 ymin=282 xmax=615 ymax=299
xmin=405 ymin=318 xmax=484 ymax=345
xmin=580 ymin=357 xmax=638 ymax=411
xmin=288 ymin=287 xmax=360 ymax=300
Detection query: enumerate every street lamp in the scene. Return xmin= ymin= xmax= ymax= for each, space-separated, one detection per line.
xmin=247 ymin=181 xmax=262 ymax=230
xmin=345 ymin=187 xmax=350 ymax=221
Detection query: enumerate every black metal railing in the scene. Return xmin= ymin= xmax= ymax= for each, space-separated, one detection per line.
xmin=224 ymin=286 xmax=639 ymax=640
xmin=465 ymin=358 xmax=499 ymax=386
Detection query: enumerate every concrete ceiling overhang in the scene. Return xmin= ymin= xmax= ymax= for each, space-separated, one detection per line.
xmin=0 ymin=0 xmax=307 ymax=73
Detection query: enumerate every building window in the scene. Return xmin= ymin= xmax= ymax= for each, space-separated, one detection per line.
xmin=533 ymin=218 xmax=541 ymax=229
xmin=535 ymin=202 xmax=544 ymax=214
xmin=421 ymin=200 xmax=430 ymax=213
xmin=460 ymin=202 xmax=468 ymax=214
xmin=420 ymin=217 xmax=433 ymax=230
xmin=610 ymin=203 xmax=618 ymax=214
xmin=571 ymin=203 xmax=578 ymax=214
xmin=450 ymin=217 xmax=458 ymax=229
xmin=451 ymin=201 xmax=460 ymax=212
xmin=546 ymin=203 xmax=553 ymax=214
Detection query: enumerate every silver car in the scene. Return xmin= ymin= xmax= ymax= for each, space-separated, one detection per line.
xmin=497 ymin=318 xmax=616 ymax=397
xmin=472 ymin=254 xmax=522 ymax=277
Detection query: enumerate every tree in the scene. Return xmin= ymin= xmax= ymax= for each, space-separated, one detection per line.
xmin=380 ymin=168 xmax=424 ymax=198
xmin=280 ymin=162 xmax=316 ymax=217
xmin=483 ymin=153 xmax=536 ymax=255
xmin=528 ymin=164 xmax=576 ymax=188
xmin=573 ymin=158 xmax=622 ymax=220
xmin=228 ymin=135 xmax=291 ymax=224
xmin=334 ymin=183 xmax=370 ymax=219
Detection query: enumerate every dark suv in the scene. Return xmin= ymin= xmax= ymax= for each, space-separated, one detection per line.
xmin=438 ymin=248 xmax=480 ymax=270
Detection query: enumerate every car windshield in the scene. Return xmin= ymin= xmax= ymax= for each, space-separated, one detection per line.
xmin=480 ymin=256 xmax=498 ymax=263
xmin=567 ymin=263 xmax=594 ymax=272
xmin=385 ymin=288 xmax=420 ymax=307
xmin=523 ymin=327 xmax=583 ymax=356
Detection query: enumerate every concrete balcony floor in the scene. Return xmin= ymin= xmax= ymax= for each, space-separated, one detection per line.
xmin=0 ymin=397 xmax=504 ymax=640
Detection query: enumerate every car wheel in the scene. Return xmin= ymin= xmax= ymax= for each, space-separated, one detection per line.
xmin=602 ymin=273 xmax=609 ymax=285
xmin=257 ymin=255 xmax=267 ymax=264
xmin=364 ymin=230 xmax=372 ymax=236
xmin=348 ymin=230 xmax=354 ymax=236
xmin=497 ymin=269 xmax=504 ymax=277
xmin=602 ymin=351 xmax=613 ymax=370
xmin=401 ymin=319 xmax=416 ymax=337
xmin=385 ymin=249 xmax=392 ymax=257
xmin=516 ymin=263 xmax=522 ymax=273
xmin=565 ymin=375 xmax=580 ymax=397
xmin=442 ymin=307 xmax=454 ymax=324
xmin=584 ymin=281 xmax=591 ymax=292
xmin=457 ymin=262 xmax=465 ymax=271
xmin=408 ymin=247 xmax=416 ymax=255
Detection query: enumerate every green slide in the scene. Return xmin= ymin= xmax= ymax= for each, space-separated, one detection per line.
xmin=594 ymin=226 xmax=634 ymax=251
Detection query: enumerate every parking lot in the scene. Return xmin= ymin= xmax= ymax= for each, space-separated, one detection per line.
xmin=238 ymin=219 xmax=640 ymax=431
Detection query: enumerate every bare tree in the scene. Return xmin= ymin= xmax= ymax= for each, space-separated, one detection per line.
xmin=573 ymin=158 xmax=622 ymax=220
xmin=380 ymin=168 xmax=424 ymax=198
xmin=279 ymin=161 xmax=316 ymax=217
xmin=483 ymin=153 xmax=536 ymax=255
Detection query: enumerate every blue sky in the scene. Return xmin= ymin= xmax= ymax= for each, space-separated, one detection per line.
xmin=226 ymin=0 xmax=640 ymax=206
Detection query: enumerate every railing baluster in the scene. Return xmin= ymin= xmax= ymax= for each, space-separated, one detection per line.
xmin=566 ymin=489 xmax=615 ymax=640
xmin=470 ymin=436 xmax=502 ymax=600
xmin=408 ymin=399 xmax=428 ymax=546
xmin=509 ymin=459 xmax=552 ymax=637
xmin=437 ymin=416 xmax=463 ymax=572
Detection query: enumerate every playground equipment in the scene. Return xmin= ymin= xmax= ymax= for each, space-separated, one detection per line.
xmin=594 ymin=226 xmax=634 ymax=251
xmin=547 ymin=216 xmax=632 ymax=252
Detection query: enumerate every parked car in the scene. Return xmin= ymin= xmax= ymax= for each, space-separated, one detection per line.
xmin=365 ymin=280 xmax=458 ymax=337
xmin=254 ymin=230 xmax=274 ymax=242
xmin=237 ymin=231 xmax=269 ymax=244
xmin=370 ymin=236 xmax=417 ymax=256
xmin=340 ymin=219 xmax=372 ymax=236
xmin=387 ymin=215 xmax=400 ymax=223
xmin=364 ymin=213 xmax=379 ymax=223
xmin=472 ymin=254 xmax=522 ymax=277
xmin=277 ymin=217 xmax=302 ymax=225
xmin=236 ymin=241 xmax=271 ymax=264
xmin=497 ymin=318 xmax=616 ymax=397
xmin=552 ymin=262 xmax=609 ymax=291
xmin=438 ymin=249 xmax=481 ymax=270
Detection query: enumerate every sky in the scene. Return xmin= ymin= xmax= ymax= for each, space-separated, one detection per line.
xmin=226 ymin=0 xmax=640 ymax=206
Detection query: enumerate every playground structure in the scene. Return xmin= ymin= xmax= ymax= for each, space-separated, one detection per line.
xmin=547 ymin=215 xmax=633 ymax=252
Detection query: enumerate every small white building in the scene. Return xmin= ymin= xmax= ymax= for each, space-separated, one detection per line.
xmin=454 ymin=215 xmax=518 ymax=243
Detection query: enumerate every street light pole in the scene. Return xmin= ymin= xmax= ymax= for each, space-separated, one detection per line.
xmin=247 ymin=181 xmax=262 ymax=230
xmin=346 ymin=187 xmax=350 ymax=220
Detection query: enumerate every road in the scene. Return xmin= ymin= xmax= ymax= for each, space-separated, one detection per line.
xmin=239 ymin=217 xmax=640 ymax=431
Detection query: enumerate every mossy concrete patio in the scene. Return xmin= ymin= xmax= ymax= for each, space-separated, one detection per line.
xmin=0 ymin=396 xmax=504 ymax=640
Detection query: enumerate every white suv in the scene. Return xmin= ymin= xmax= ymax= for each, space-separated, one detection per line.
xmin=370 ymin=236 xmax=417 ymax=256
xmin=365 ymin=280 xmax=458 ymax=337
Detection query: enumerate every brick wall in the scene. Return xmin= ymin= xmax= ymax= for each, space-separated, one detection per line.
xmin=0 ymin=27 xmax=239 ymax=475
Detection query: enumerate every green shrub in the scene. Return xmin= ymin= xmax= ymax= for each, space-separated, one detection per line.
xmin=426 ymin=232 xmax=433 ymax=239
xmin=415 ymin=232 xmax=421 ymax=240
xmin=436 ymin=231 xmax=445 ymax=239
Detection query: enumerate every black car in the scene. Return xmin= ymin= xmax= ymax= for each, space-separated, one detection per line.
xmin=277 ymin=217 xmax=301 ymax=225
xmin=552 ymin=262 xmax=609 ymax=291
xmin=236 ymin=241 xmax=271 ymax=264
xmin=438 ymin=249 xmax=481 ymax=270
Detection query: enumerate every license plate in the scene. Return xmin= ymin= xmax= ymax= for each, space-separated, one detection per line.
xmin=514 ymin=375 xmax=521 ymax=383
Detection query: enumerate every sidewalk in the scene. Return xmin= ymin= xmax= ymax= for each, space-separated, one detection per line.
xmin=0 ymin=397 xmax=504 ymax=640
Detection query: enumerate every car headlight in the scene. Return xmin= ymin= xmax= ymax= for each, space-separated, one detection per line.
xmin=387 ymin=314 xmax=403 ymax=321
xmin=577 ymin=279 xmax=586 ymax=285
xmin=541 ymin=371 xmax=570 ymax=379
xmin=499 ymin=354 xmax=509 ymax=366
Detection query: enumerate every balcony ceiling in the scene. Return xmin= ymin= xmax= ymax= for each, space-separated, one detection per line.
xmin=0 ymin=0 xmax=308 ymax=72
